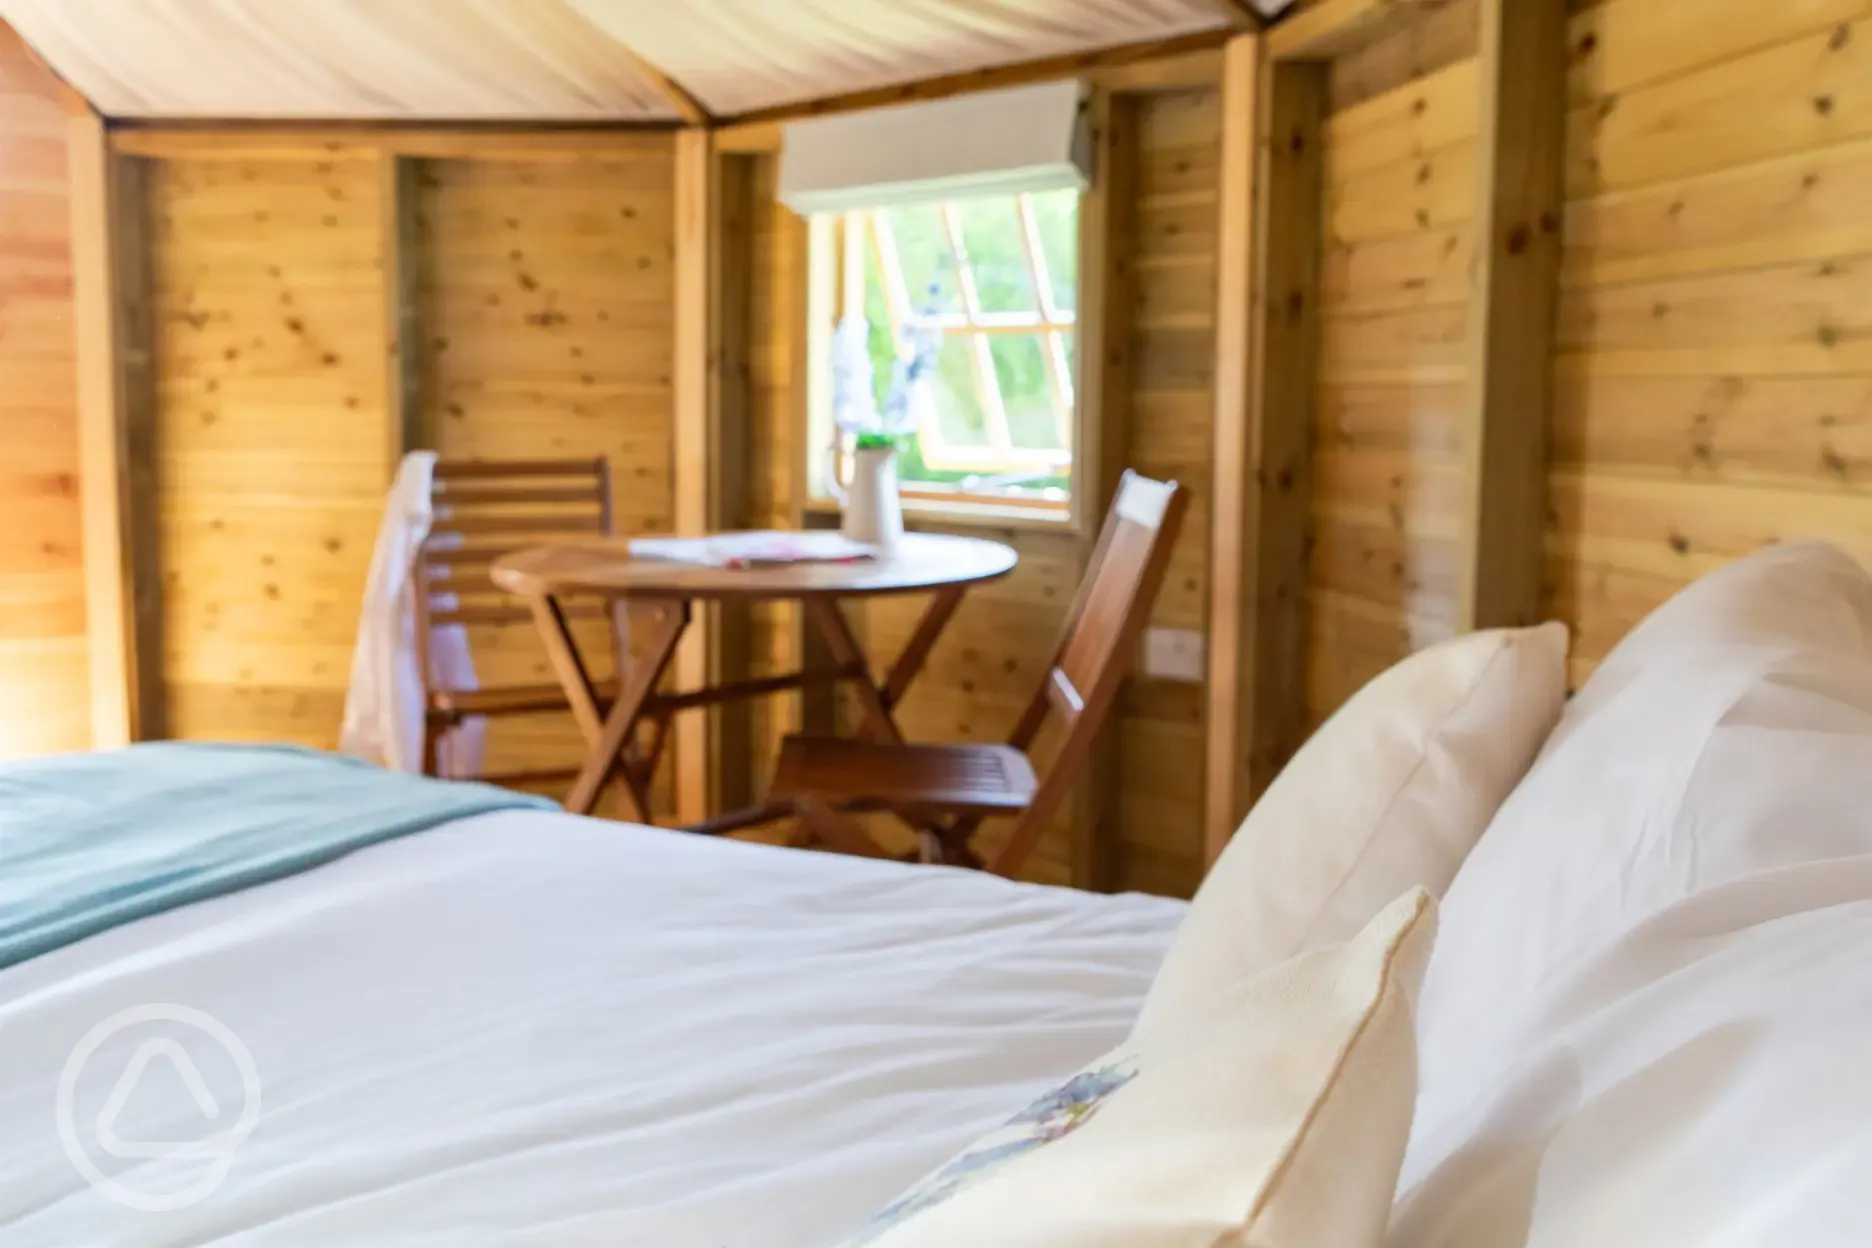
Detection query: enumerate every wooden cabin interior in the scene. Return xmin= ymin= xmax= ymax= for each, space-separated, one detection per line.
xmin=2 ymin=0 xmax=1867 ymax=899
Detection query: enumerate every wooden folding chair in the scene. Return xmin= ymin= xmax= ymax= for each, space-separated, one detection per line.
xmin=414 ymin=458 xmax=627 ymax=784
xmin=768 ymin=471 xmax=1189 ymax=877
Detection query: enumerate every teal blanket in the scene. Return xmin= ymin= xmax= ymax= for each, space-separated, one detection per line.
xmin=0 ymin=743 xmax=554 ymax=969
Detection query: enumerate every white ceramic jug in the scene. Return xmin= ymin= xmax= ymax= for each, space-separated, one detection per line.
xmin=827 ymin=444 xmax=905 ymax=547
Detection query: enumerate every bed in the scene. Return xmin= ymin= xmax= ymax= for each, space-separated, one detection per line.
xmin=10 ymin=541 xmax=1872 ymax=1246
xmin=0 ymin=797 xmax=1182 ymax=1245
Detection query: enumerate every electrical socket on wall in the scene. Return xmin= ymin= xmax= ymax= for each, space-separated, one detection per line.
xmin=1141 ymin=627 xmax=1206 ymax=684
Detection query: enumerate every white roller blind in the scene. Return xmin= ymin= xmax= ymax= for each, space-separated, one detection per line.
xmin=778 ymin=80 xmax=1088 ymax=216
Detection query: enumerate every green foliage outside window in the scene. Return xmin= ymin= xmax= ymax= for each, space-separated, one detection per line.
xmin=844 ymin=189 xmax=1080 ymax=500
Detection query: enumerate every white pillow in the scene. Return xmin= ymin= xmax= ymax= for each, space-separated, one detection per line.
xmin=1133 ymin=623 xmax=1567 ymax=1041
xmin=1394 ymin=542 xmax=1872 ymax=1246
xmin=841 ymin=889 xmax=1437 ymax=1248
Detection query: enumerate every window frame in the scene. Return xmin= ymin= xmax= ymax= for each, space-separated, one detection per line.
xmin=804 ymin=190 xmax=1093 ymax=531
xmin=861 ymin=197 xmax=1076 ymax=475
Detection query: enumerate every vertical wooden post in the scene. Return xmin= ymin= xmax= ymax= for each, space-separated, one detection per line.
xmin=673 ymin=129 xmax=751 ymax=822
xmin=71 ymin=117 xmax=160 ymax=746
xmin=1456 ymin=0 xmax=1566 ymax=631
xmin=1068 ymin=86 xmax=1138 ymax=892
xmin=1244 ymin=56 xmax=1327 ymax=823
xmin=1205 ymin=35 xmax=1326 ymax=865
xmin=673 ymin=128 xmax=715 ymax=823
xmin=774 ymin=197 xmax=812 ymax=747
xmin=714 ymin=153 xmax=755 ymax=814
xmin=1205 ymin=37 xmax=1261 ymax=867
xmin=380 ymin=153 xmax=424 ymax=464
xmin=798 ymin=216 xmax=846 ymax=739
xmin=1072 ymin=89 xmax=1137 ymax=544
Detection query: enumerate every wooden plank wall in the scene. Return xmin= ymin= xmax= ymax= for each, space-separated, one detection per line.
xmin=127 ymin=139 xmax=681 ymax=789
xmin=416 ymin=148 xmax=676 ymax=792
xmin=0 ymin=31 xmax=88 ymax=757
xmin=147 ymin=157 xmax=391 ymax=745
xmin=1551 ymin=0 xmax=1872 ymax=686
xmin=1307 ymin=0 xmax=1480 ymax=727
xmin=1301 ymin=0 xmax=1872 ymax=700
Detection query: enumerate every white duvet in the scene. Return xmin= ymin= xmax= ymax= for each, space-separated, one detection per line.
xmin=0 ymin=813 xmax=1184 ymax=1246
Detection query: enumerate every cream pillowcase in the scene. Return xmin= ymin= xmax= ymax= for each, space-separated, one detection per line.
xmin=839 ymin=888 xmax=1437 ymax=1248
xmin=1133 ymin=623 xmax=1565 ymax=1043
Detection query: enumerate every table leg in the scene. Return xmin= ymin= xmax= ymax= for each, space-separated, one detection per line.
xmin=612 ymin=707 xmax=671 ymax=822
xmin=880 ymin=585 xmax=967 ymax=712
xmin=804 ymin=599 xmax=903 ymax=744
xmin=527 ymin=592 xmax=605 ymax=744
xmin=816 ymin=588 xmax=987 ymax=857
xmin=567 ymin=602 xmax=689 ymax=817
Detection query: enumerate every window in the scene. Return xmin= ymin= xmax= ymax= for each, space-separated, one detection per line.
xmin=816 ymin=188 xmax=1081 ymax=514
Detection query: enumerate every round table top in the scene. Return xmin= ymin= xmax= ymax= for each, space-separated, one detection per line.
xmin=490 ymin=531 xmax=1019 ymax=601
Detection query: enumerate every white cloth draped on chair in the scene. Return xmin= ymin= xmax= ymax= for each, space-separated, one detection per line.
xmin=340 ymin=452 xmax=486 ymax=777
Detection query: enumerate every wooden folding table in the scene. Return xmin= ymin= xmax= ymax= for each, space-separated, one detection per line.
xmin=490 ymin=533 xmax=1018 ymax=826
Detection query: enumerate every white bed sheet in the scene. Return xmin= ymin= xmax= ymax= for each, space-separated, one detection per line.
xmin=0 ymin=812 xmax=1185 ymax=1246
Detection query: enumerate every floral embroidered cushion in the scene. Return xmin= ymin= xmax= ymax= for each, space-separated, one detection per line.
xmin=839 ymin=887 xmax=1437 ymax=1248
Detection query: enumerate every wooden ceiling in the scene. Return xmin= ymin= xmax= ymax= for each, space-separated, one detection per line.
xmin=0 ymin=0 xmax=1290 ymax=123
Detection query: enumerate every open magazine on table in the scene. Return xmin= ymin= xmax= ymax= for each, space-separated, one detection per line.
xmin=626 ymin=531 xmax=879 ymax=570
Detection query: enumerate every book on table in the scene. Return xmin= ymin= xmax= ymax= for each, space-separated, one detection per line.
xmin=626 ymin=531 xmax=878 ymax=570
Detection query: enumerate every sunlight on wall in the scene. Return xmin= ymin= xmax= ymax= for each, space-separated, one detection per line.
xmin=0 ymin=27 xmax=91 ymax=759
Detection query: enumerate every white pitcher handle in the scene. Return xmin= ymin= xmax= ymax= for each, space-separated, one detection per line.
xmin=824 ymin=439 xmax=848 ymax=506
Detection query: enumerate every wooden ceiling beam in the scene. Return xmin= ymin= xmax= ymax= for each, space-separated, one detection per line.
xmin=1267 ymin=0 xmax=1452 ymax=62
xmin=2 ymin=18 xmax=94 ymax=116
xmin=536 ymin=0 xmax=711 ymax=125
xmin=110 ymin=125 xmax=678 ymax=162
xmin=608 ymin=42 xmax=711 ymax=125
xmin=1206 ymin=0 xmax=1268 ymax=30
xmin=720 ymin=29 xmax=1230 ymax=128
xmin=716 ymin=42 xmax=1226 ymax=152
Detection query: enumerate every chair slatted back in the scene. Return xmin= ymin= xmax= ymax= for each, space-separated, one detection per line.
xmin=993 ymin=471 xmax=1187 ymax=873
xmin=414 ymin=458 xmax=618 ymax=688
xmin=1028 ymin=472 xmax=1185 ymax=740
